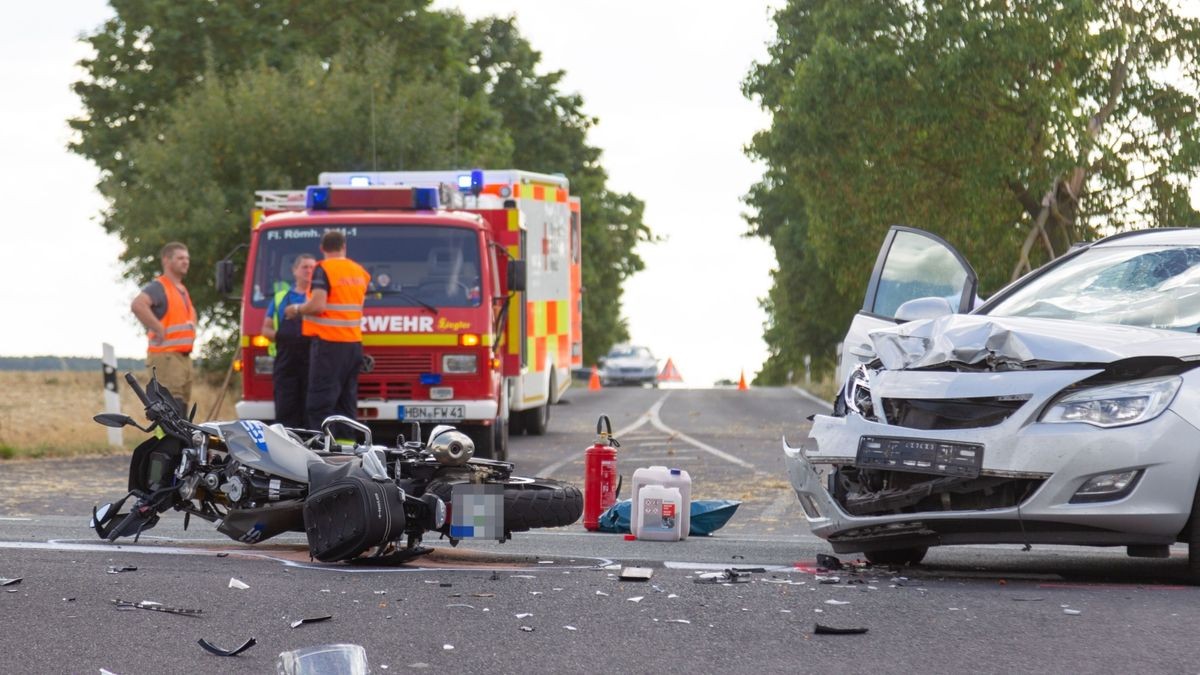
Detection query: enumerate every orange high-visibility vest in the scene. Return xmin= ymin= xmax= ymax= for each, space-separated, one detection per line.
xmin=147 ymin=276 xmax=196 ymax=354
xmin=302 ymin=258 xmax=369 ymax=342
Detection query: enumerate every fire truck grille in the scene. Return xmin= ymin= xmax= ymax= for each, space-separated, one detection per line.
xmin=358 ymin=381 xmax=415 ymax=401
xmin=368 ymin=353 xmax=435 ymax=376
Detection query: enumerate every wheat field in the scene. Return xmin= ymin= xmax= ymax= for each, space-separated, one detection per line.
xmin=0 ymin=370 xmax=239 ymax=459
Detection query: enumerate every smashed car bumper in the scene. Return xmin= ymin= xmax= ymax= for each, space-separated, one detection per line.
xmin=784 ymin=408 xmax=1200 ymax=553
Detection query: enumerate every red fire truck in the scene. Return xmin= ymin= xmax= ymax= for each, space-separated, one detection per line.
xmin=221 ymin=169 xmax=582 ymax=459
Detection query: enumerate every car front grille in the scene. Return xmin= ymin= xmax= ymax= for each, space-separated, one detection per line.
xmin=368 ymin=353 xmax=434 ymax=376
xmin=881 ymin=396 xmax=1031 ymax=430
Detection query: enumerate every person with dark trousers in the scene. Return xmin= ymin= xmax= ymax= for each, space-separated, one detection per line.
xmin=285 ymin=230 xmax=371 ymax=435
xmin=131 ymin=241 xmax=196 ymax=412
xmin=261 ymin=253 xmax=316 ymax=428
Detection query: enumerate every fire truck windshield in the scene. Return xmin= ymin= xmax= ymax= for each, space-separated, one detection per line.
xmin=252 ymin=225 xmax=483 ymax=309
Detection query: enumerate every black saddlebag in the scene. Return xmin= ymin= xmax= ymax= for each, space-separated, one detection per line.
xmin=303 ymin=460 xmax=407 ymax=562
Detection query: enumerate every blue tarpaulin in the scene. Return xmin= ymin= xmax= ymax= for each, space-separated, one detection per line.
xmin=597 ymin=499 xmax=741 ymax=536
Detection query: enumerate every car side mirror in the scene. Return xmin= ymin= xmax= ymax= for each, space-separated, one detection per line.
xmin=507 ymin=260 xmax=526 ymax=293
xmin=895 ymin=296 xmax=955 ymax=322
xmin=215 ymin=259 xmax=236 ymax=295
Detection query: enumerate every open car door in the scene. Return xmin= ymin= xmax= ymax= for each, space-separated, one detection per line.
xmin=837 ymin=226 xmax=978 ymax=382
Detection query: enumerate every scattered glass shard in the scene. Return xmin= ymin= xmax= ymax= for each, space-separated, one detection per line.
xmin=289 ymin=615 xmax=333 ymax=628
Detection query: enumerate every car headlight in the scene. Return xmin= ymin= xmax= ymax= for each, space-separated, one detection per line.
xmin=442 ymin=354 xmax=477 ymax=374
xmin=1041 ymin=376 xmax=1181 ymax=428
xmin=842 ymin=365 xmax=877 ymax=421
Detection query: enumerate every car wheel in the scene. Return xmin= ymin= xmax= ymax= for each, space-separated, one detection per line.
xmin=863 ymin=546 xmax=928 ymax=566
xmin=493 ymin=412 xmax=508 ymax=461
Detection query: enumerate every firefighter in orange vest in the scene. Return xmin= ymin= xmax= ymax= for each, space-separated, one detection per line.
xmin=131 ymin=241 xmax=196 ymax=411
xmin=285 ymin=230 xmax=371 ymax=432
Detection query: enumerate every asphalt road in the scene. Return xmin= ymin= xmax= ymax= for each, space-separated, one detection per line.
xmin=2 ymin=385 xmax=1200 ymax=673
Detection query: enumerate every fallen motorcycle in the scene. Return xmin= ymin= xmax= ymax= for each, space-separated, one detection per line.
xmin=91 ymin=372 xmax=582 ymax=563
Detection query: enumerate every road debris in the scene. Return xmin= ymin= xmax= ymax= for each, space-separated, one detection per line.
xmin=446 ymin=604 xmax=475 ymax=609
xmin=0 ymin=578 xmax=22 ymax=587
xmin=564 ymin=626 xmax=577 ymax=631
xmin=228 ymin=578 xmax=250 ymax=590
xmin=824 ymin=599 xmax=850 ymax=606
xmin=694 ymin=568 xmax=753 ymax=584
xmin=1063 ymin=609 xmax=1082 ymax=616
xmin=198 ymin=637 xmax=257 ymax=657
xmin=515 ymin=613 xmax=533 ymax=618
xmin=113 ymin=599 xmax=202 ymax=616
xmin=816 ymin=554 xmax=844 ymax=570
xmin=595 ymin=591 xmax=610 ymax=597
xmin=628 ymin=596 xmax=644 ymax=603
xmin=620 ymin=567 xmax=654 ymax=581
xmin=443 ymin=644 xmax=454 ymax=651
xmin=520 ymin=626 xmax=535 ymax=632
xmin=289 ymin=615 xmax=333 ymax=628
xmin=665 ymin=619 xmax=691 ymax=624
xmin=107 ymin=565 xmax=138 ymax=574
xmin=814 ymin=624 xmax=868 ymax=635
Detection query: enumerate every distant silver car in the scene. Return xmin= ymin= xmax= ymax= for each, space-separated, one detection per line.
xmin=786 ymin=226 xmax=1200 ymax=578
xmin=599 ymin=345 xmax=659 ymax=387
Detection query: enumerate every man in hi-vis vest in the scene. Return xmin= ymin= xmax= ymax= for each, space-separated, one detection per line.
xmin=261 ymin=253 xmax=316 ymax=428
xmin=286 ymin=230 xmax=370 ymax=432
xmin=131 ymin=241 xmax=196 ymax=411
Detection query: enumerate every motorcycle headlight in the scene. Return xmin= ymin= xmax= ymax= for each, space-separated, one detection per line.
xmin=1041 ymin=376 xmax=1182 ymax=428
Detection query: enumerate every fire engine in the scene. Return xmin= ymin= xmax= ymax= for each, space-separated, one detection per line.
xmin=219 ymin=169 xmax=583 ymax=460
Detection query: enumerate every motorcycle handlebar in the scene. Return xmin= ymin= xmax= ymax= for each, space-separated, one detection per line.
xmin=125 ymin=372 xmax=151 ymax=407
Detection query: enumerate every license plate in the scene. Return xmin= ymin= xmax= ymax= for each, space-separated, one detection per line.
xmin=398 ymin=405 xmax=465 ymax=421
xmin=856 ymin=436 xmax=983 ymax=478
xmin=449 ymin=484 xmax=505 ymax=540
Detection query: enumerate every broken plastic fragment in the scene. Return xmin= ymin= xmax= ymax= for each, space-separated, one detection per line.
xmin=443 ymin=644 xmax=454 ymax=651
xmin=515 ymin=613 xmax=533 ymax=618
xmin=1063 ymin=609 xmax=1082 ymax=616
xmin=446 ymin=604 xmax=475 ymax=609
xmin=814 ymin=624 xmax=868 ymax=635
xmin=107 ymin=565 xmax=138 ymax=574
xmin=0 ymin=578 xmax=22 ymax=587
xmin=228 ymin=578 xmax=249 ymax=590
xmin=520 ymin=626 xmax=535 ymax=632
xmin=816 ymin=554 xmax=844 ymax=571
xmin=112 ymin=599 xmax=202 ymax=616
xmin=665 ymin=619 xmax=691 ymax=624
xmin=198 ymin=637 xmax=257 ymax=657
xmin=628 ymin=596 xmax=644 ymax=603
xmin=619 ymin=567 xmax=654 ymax=581
xmin=289 ymin=615 xmax=333 ymax=628
xmin=824 ymin=600 xmax=850 ymax=606
xmin=595 ymin=591 xmax=610 ymax=597
xmin=564 ymin=626 xmax=577 ymax=631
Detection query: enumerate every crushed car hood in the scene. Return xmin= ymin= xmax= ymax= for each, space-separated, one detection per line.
xmin=870 ymin=314 xmax=1200 ymax=370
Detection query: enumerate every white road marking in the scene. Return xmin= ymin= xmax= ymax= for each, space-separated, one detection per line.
xmin=621 ymin=456 xmax=698 ymax=463
xmin=792 ymin=386 xmax=833 ymax=411
xmin=647 ymin=395 xmax=755 ymax=469
xmin=535 ymin=402 xmax=657 ymax=476
xmin=0 ymin=540 xmax=613 ymax=573
xmin=0 ymin=517 xmax=31 ymax=521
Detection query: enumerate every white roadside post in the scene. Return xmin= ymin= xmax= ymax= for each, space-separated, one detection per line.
xmin=102 ymin=343 xmax=122 ymax=448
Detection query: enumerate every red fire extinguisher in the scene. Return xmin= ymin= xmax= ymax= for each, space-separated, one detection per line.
xmin=583 ymin=415 xmax=620 ymax=531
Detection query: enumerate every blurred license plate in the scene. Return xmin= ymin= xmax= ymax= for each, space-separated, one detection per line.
xmin=398 ymin=405 xmax=464 ymax=421
xmin=856 ymin=436 xmax=983 ymax=478
xmin=449 ymin=484 xmax=505 ymax=540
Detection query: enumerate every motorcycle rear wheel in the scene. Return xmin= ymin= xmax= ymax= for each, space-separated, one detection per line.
xmin=427 ymin=477 xmax=583 ymax=533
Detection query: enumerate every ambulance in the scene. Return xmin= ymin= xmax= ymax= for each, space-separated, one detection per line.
xmin=221 ymin=169 xmax=583 ymax=459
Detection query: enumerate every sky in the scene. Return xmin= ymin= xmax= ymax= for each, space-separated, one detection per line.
xmin=0 ymin=1 xmax=783 ymax=387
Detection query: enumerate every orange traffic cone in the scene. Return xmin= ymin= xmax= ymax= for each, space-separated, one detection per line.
xmin=737 ymin=370 xmax=748 ymax=391
xmin=588 ymin=366 xmax=602 ymax=391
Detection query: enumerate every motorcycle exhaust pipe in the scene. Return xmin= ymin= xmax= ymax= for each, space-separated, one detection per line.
xmin=427 ymin=425 xmax=474 ymax=466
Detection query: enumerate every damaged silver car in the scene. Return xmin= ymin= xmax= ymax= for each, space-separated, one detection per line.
xmin=786 ymin=226 xmax=1200 ymax=577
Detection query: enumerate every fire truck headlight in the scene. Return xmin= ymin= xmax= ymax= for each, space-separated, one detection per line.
xmin=443 ymin=354 xmax=477 ymax=374
xmin=254 ymin=355 xmax=274 ymax=375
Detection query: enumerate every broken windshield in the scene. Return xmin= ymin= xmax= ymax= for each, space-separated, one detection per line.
xmin=986 ymin=245 xmax=1200 ymax=332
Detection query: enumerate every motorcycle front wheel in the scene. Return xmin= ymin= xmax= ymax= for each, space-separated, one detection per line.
xmin=427 ymin=477 xmax=583 ymax=533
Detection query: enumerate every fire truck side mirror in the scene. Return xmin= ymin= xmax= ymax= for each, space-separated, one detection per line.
xmin=507 ymin=260 xmax=526 ymax=293
xmin=215 ymin=259 xmax=235 ymax=295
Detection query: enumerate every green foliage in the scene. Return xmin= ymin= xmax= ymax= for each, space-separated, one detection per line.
xmin=71 ymin=1 xmax=650 ymax=364
xmin=745 ymin=0 xmax=1200 ymax=383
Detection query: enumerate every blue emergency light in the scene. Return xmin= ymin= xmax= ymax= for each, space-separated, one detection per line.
xmin=413 ymin=187 xmax=439 ymax=210
xmin=470 ymin=169 xmax=484 ymax=196
xmin=420 ymin=373 xmax=443 ymax=386
xmin=305 ymin=186 xmax=331 ymax=210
